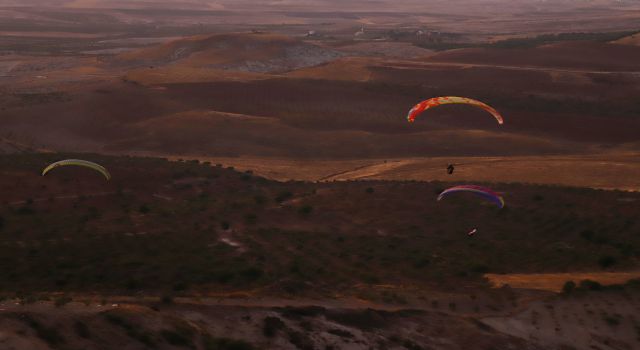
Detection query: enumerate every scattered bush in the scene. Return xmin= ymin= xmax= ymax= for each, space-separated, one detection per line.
xmin=74 ymin=320 xmax=91 ymax=338
xmin=240 ymin=267 xmax=263 ymax=282
xmin=23 ymin=316 xmax=65 ymax=346
xmin=204 ymin=336 xmax=255 ymax=350
xmin=412 ymin=257 xmax=430 ymax=269
xmin=262 ymin=316 xmax=285 ymax=338
xmin=254 ymin=195 xmax=266 ymax=205
xmin=244 ymin=213 xmax=258 ymax=225
xmin=275 ymin=191 xmax=293 ymax=203
xmin=54 ymin=295 xmax=72 ymax=307
xmin=287 ymin=330 xmax=314 ymax=350
xmin=103 ymin=312 xmax=155 ymax=347
xmin=161 ymin=328 xmax=193 ymax=348
xmin=325 ymin=309 xmax=388 ymax=331
xmin=562 ymin=281 xmax=576 ymax=294
xmin=579 ymin=280 xmax=602 ymax=291
xmin=138 ymin=204 xmax=150 ymax=214
xmin=579 ymin=230 xmax=594 ymax=241
xmin=298 ymin=205 xmax=313 ymax=216
xmin=603 ymin=315 xmax=620 ymax=326
xmin=16 ymin=206 xmax=35 ymax=215
xmin=328 ymin=328 xmax=353 ymax=338
xmin=598 ymin=255 xmax=617 ymax=269
xmin=277 ymin=306 xmax=325 ymax=320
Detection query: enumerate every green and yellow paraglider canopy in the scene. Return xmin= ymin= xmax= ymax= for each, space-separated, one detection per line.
xmin=42 ymin=159 xmax=111 ymax=180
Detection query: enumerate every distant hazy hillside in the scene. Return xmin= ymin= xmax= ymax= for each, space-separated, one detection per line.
xmin=115 ymin=32 xmax=342 ymax=72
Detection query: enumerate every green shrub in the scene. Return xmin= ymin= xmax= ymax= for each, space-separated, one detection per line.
xmin=562 ymin=281 xmax=576 ymax=294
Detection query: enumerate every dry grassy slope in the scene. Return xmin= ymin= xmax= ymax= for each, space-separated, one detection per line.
xmin=104 ymin=109 xmax=573 ymax=159
xmin=315 ymin=154 xmax=640 ymax=191
xmin=1 ymin=152 xmax=640 ymax=297
xmin=168 ymin=153 xmax=640 ymax=191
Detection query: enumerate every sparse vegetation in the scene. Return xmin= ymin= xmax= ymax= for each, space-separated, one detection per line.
xmin=598 ymin=255 xmax=617 ymax=269
xmin=22 ymin=315 xmax=65 ymax=347
xmin=298 ymin=205 xmax=313 ymax=216
xmin=103 ymin=312 xmax=156 ymax=347
xmin=54 ymin=295 xmax=72 ymax=307
xmin=603 ymin=315 xmax=621 ymax=327
xmin=161 ymin=327 xmax=194 ymax=348
xmin=74 ymin=320 xmax=91 ymax=339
